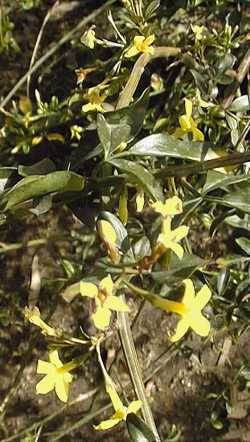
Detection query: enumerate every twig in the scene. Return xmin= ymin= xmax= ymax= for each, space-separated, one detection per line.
xmin=222 ymin=48 xmax=250 ymax=110
xmin=26 ymin=0 xmax=60 ymax=98
xmin=155 ymin=151 xmax=250 ymax=178
xmin=0 ymin=0 xmax=117 ymax=108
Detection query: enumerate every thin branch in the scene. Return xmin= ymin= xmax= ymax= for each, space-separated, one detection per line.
xmin=26 ymin=0 xmax=60 ymax=98
xmin=0 ymin=0 xmax=117 ymax=108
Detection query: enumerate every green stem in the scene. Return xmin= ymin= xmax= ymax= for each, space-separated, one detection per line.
xmin=117 ymin=295 xmax=161 ymax=442
xmin=117 ymin=46 xmax=181 ymax=109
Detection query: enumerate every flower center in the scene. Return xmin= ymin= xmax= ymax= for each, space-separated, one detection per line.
xmin=97 ymin=288 xmax=108 ymax=305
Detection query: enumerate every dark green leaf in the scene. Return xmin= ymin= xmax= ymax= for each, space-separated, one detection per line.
xmin=109 ymin=159 xmax=163 ymax=201
xmin=97 ymin=113 xmax=130 ymax=159
xmin=127 ymin=133 xmax=218 ymax=161
xmin=18 ymin=159 xmax=56 ymax=177
xmin=236 ymin=237 xmax=250 ymax=255
xmin=221 ymin=183 xmax=250 ymax=213
xmin=2 ymin=171 xmax=85 ymax=210
xmin=203 ymin=171 xmax=250 ymax=194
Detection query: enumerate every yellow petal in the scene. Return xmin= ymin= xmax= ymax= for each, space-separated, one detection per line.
xmin=195 ymin=285 xmax=212 ymax=309
xmin=55 ymin=376 xmax=70 ymax=402
xmin=80 ymin=281 xmax=98 ymax=298
xmin=94 ymin=417 xmax=121 ymax=430
xmin=134 ymin=36 xmax=145 ymax=47
xmin=153 ymin=197 xmax=183 ymax=217
xmin=192 ymin=126 xmax=204 ymax=141
xmin=189 ymin=314 xmax=210 ymax=337
xmin=99 ymin=275 xmax=113 ymax=297
xmin=97 ymin=220 xmax=117 ymax=244
xmin=127 ymin=400 xmax=142 ymax=415
xmin=37 ymin=360 xmax=54 ymax=375
xmin=82 ymin=103 xmax=95 ymax=113
xmin=170 ymin=318 xmax=189 ymax=342
xmin=168 ymin=241 xmax=184 ymax=259
xmin=179 ymin=114 xmax=191 ymax=131
xmin=36 ymin=374 xmax=55 ymax=395
xmin=92 ymin=306 xmax=111 ymax=330
xmin=184 ymin=98 xmax=193 ymax=120
xmin=106 ymin=382 xmax=124 ymax=412
xmin=172 ymin=225 xmax=189 ymax=241
xmin=125 ymin=46 xmax=139 ymax=58
xmin=49 ymin=350 xmax=63 ymax=368
xmin=145 ymin=34 xmax=155 ymax=46
xmin=105 ymin=295 xmax=130 ymax=312
xmin=173 ymin=127 xmax=186 ymax=139
xmin=182 ymin=279 xmax=195 ymax=307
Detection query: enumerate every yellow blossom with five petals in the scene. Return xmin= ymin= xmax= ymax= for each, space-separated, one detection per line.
xmin=157 ymin=217 xmax=189 ymax=259
xmin=82 ymin=88 xmax=106 ymax=113
xmin=80 ymin=275 xmax=129 ymax=330
xmin=153 ymin=279 xmax=211 ymax=342
xmin=95 ymin=382 xmax=142 ymax=430
xmin=152 ymin=196 xmax=183 ymax=218
xmin=36 ymin=350 xmax=74 ymax=402
xmin=174 ymin=98 xmax=204 ymax=141
xmin=125 ymin=34 xmax=155 ymax=58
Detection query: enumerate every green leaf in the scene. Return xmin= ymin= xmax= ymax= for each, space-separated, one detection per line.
xmin=124 ymin=236 xmax=151 ymax=264
xmin=203 ymin=171 xmax=250 ymax=194
xmin=221 ymin=183 xmax=250 ymax=213
xmin=151 ymin=255 xmax=206 ymax=284
xmin=229 ymin=95 xmax=250 ymax=112
xmin=127 ymin=133 xmax=219 ymax=161
xmin=96 ymin=89 xmax=150 ymax=160
xmin=97 ymin=113 xmax=130 ymax=159
xmin=2 ymin=171 xmax=85 ymax=210
xmin=18 ymin=159 xmax=56 ymax=177
xmin=225 ymin=214 xmax=250 ymax=231
xmin=236 ymin=237 xmax=250 ymax=255
xmin=127 ymin=414 xmax=155 ymax=442
xmin=109 ymin=159 xmax=163 ymax=201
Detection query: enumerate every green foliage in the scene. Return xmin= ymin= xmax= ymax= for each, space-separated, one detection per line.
xmin=0 ymin=0 xmax=250 ymax=441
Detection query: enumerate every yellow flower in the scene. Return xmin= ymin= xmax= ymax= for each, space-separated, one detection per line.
xmin=135 ymin=187 xmax=144 ymax=213
xmin=152 ymin=196 xmax=183 ymax=218
xmin=125 ymin=34 xmax=155 ymax=58
xmin=82 ymin=88 xmax=106 ymax=113
xmin=70 ymin=125 xmax=84 ymax=141
xmin=153 ymin=279 xmax=211 ymax=342
xmin=97 ymin=219 xmax=120 ymax=264
xmin=174 ymin=98 xmax=204 ymax=141
xmin=95 ymin=382 xmax=142 ymax=430
xmin=36 ymin=350 xmax=74 ymax=402
xmin=24 ymin=306 xmax=57 ymax=337
xmin=80 ymin=275 xmax=129 ymax=330
xmin=81 ymin=28 xmax=96 ymax=49
xmin=157 ymin=217 xmax=189 ymax=259
xmin=191 ymin=24 xmax=205 ymax=42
